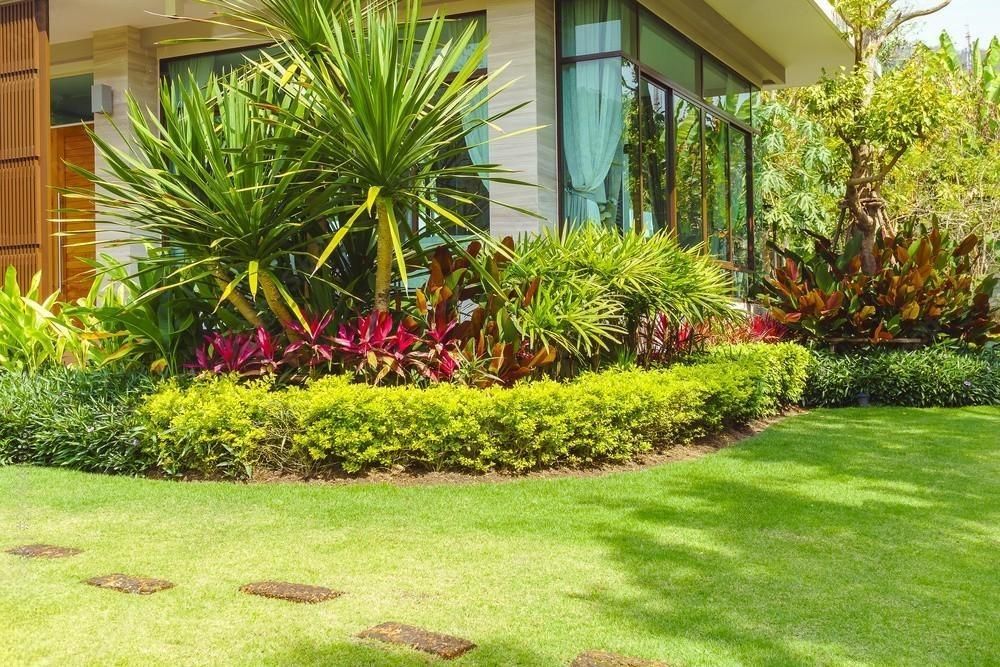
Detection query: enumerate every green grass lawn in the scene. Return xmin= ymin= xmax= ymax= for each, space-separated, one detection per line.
xmin=2 ymin=408 xmax=998 ymax=666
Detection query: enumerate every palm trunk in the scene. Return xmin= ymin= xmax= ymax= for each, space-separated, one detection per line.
xmin=212 ymin=269 xmax=263 ymax=328
xmin=373 ymin=201 xmax=394 ymax=312
xmin=258 ymin=273 xmax=300 ymax=341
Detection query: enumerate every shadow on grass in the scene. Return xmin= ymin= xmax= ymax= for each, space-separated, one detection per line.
xmin=581 ymin=408 xmax=1000 ymax=666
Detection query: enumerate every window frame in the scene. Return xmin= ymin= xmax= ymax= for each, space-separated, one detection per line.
xmin=556 ymin=0 xmax=757 ymax=275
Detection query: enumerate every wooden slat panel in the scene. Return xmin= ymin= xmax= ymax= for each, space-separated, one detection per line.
xmin=0 ymin=0 xmax=49 ymax=289
xmin=53 ymin=123 xmax=95 ymax=302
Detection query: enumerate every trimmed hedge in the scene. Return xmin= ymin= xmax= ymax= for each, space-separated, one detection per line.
xmin=141 ymin=343 xmax=810 ymax=479
xmin=0 ymin=367 xmax=156 ymax=475
xmin=804 ymin=347 xmax=1000 ymax=407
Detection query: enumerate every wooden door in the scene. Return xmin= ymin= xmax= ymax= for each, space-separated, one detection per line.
xmin=51 ymin=124 xmax=95 ymax=302
xmin=0 ymin=0 xmax=50 ymax=291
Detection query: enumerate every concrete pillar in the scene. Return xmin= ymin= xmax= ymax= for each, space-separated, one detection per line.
xmin=91 ymin=26 xmax=158 ymax=265
xmin=486 ymin=0 xmax=558 ymax=239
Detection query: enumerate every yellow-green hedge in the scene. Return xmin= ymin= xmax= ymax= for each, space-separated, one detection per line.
xmin=141 ymin=343 xmax=810 ymax=478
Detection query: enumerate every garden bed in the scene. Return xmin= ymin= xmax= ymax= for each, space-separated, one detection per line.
xmin=0 ymin=343 xmax=810 ymax=481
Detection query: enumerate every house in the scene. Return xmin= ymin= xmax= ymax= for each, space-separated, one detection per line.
xmin=0 ymin=0 xmax=850 ymax=300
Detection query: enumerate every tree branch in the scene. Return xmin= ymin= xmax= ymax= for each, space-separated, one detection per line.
xmin=885 ymin=0 xmax=953 ymax=36
xmin=847 ymin=144 xmax=909 ymax=187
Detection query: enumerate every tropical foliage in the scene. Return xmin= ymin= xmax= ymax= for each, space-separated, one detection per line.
xmin=760 ymin=225 xmax=999 ymax=346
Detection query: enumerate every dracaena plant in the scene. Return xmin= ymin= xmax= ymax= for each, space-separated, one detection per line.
xmin=759 ymin=223 xmax=1000 ymax=346
xmin=64 ymin=68 xmax=345 ymax=334
xmin=251 ymin=0 xmax=537 ymax=312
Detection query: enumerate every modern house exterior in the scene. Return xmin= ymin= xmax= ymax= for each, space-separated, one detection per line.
xmin=0 ymin=0 xmax=850 ymax=300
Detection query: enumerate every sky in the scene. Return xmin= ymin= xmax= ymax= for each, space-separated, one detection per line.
xmin=911 ymin=0 xmax=1000 ymax=46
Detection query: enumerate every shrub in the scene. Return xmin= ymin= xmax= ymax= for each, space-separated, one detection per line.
xmin=0 ymin=367 xmax=156 ymax=474
xmin=760 ymin=225 xmax=999 ymax=346
xmin=139 ymin=343 xmax=809 ymax=478
xmin=804 ymin=347 xmax=1000 ymax=407
xmin=141 ymin=377 xmax=292 ymax=478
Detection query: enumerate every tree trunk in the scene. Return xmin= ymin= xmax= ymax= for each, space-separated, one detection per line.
xmin=373 ymin=201 xmax=394 ymax=313
xmin=259 ymin=272 xmax=300 ymax=340
xmin=212 ymin=269 xmax=264 ymax=329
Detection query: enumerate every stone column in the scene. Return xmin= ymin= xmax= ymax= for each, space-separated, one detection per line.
xmin=486 ymin=0 xmax=558 ymax=239
xmin=91 ymin=26 xmax=158 ymax=265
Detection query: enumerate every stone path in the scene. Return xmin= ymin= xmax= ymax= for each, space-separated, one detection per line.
xmin=85 ymin=574 xmax=176 ymax=595
xmin=240 ymin=581 xmax=342 ymax=603
xmin=5 ymin=544 xmax=82 ymax=559
xmin=358 ymin=622 xmax=476 ymax=660
xmin=7 ymin=543 xmax=672 ymax=664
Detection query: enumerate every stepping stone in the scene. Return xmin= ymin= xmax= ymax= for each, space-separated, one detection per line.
xmin=85 ymin=574 xmax=175 ymax=595
xmin=5 ymin=544 xmax=82 ymax=559
xmin=571 ymin=650 xmax=672 ymax=667
xmin=240 ymin=581 xmax=342 ymax=604
xmin=358 ymin=622 xmax=476 ymax=660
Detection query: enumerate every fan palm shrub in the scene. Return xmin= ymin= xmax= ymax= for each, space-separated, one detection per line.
xmin=251 ymin=0 xmax=536 ymax=311
xmin=504 ymin=225 xmax=737 ymax=359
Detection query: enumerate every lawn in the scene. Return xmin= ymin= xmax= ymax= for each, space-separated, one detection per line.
xmin=1 ymin=408 xmax=998 ymax=666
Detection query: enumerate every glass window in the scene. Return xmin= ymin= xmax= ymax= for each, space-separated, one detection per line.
xmin=51 ymin=74 xmax=94 ymax=126
xmin=164 ymin=46 xmax=280 ymax=90
xmin=703 ymin=57 xmax=751 ymax=123
xmin=416 ymin=13 xmax=487 ymax=72
xmin=639 ymin=11 xmax=697 ymax=93
xmin=561 ymin=59 xmax=638 ymax=229
xmin=560 ymin=0 xmax=636 ymax=58
xmin=638 ymin=80 xmax=668 ymax=234
xmin=705 ymin=112 xmax=730 ymax=261
xmin=730 ymin=127 xmax=749 ymax=268
xmin=673 ymin=95 xmax=702 ymax=248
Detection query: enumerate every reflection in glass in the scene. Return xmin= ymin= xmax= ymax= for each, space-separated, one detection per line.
xmin=639 ymin=10 xmax=697 ymax=93
xmin=560 ymin=0 xmax=635 ymax=58
xmin=705 ymin=113 xmax=730 ymax=261
xmin=703 ymin=57 xmax=751 ymax=123
xmin=638 ymin=80 xmax=667 ymax=234
xmin=51 ymin=74 xmax=94 ymax=125
xmin=562 ymin=59 xmax=638 ymax=229
xmin=730 ymin=127 xmax=749 ymax=268
xmin=673 ymin=96 xmax=702 ymax=248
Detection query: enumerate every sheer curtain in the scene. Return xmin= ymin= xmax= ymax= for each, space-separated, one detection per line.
xmin=562 ymin=60 xmax=624 ymax=225
xmin=561 ymin=0 xmax=627 ymax=226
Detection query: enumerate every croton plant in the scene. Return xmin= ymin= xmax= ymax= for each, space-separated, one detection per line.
xmin=759 ymin=225 xmax=999 ymax=346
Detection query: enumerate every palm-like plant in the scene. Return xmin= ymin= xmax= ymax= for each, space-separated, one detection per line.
xmin=64 ymin=68 xmax=344 ymax=331
xmin=254 ymin=0 xmax=536 ymax=311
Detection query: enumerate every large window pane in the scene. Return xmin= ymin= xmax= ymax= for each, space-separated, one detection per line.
xmin=703 ymin=57 xmax=751 ymax=123
xmin=639 ymin=10 xmax=697 ymax=93
xmin=730 ymin=127 xmax=749 ymax=268
xmin=705 ymin=112 xmax=730 ymax=261
xmin=416 ymin=13 xmax=487 ymax=72
xmin=562 ymin=59 xmax=637 ymax=229
xmin=164 ymin=46 xmax=280 ymax=89
xmin=51 ymin=74 xmax=94 ymax=125
xmin=560 ymin=0 xmax=635 ymax=58
xmin=638 ymin=80 xmax=667 ymax=234
xmin=673 ymin=95 xmax=702 ymax=248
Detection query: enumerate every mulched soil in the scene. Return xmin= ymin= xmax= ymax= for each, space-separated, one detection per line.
xmin=251 ymin=410 xmax=802 ymax=487
xmin=84 ymin=574 xmax=175 ymax=595
xmin=571 ymin=650 xmax=673 ymax=667
xmin=5 ymin=544 xmax=82 ymax=559
xmin=240 ymin=581 xmax=342 ymax=604
xmin=357 ymin=622 xmax=476 ymax=660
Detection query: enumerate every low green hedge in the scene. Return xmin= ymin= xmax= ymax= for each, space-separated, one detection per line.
xmin=804 ymin=347 xmax=1000 ymax=407
xmin=0 ymin=367 xmax=156 ymax=475
xmin=141 ymin=343 xmax=810 ymax=479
